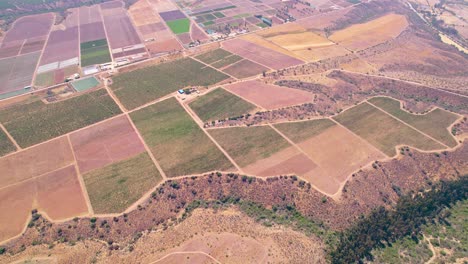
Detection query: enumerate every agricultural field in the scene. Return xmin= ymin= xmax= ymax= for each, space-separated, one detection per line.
xmin=0 ymin=137 xmax=87 ymax=242
xmin=222 ymin=38 xmax=304 ymax=70
xmin=208 ymin=125 xmax=289 ymax=168
xmin=225 ymin=80 xmax=315 ymax=110
xmin=188 ymin=88 xmax=256 ymax=122
xmin=333 ymin=103 xmax=446 ymax=156
xmin=80 ymin=39 xmax=112 ymax=67
xmin=209 ymin=125 xmax=316 ymax=177
xmin=274 ymin=119 xmax=385 ymax=195
xmin=69 ymin=115 xmax=146 ymax=174
xmin=0 ymin=126 xmax=16 ymax=157
xmin=368 ymin=97 xmax=460 ymax=147
xmin=0 ymin=89 xmax=121 ymax=148
xmin=166 ymin=18 xmax=191 ymax=34
xmin=110 ymin=57 xmax=230 ymax=109
xmin=83 ymin=152 xmax=162 ymax=214
xmin=194 ymin=48 xmax=242 ymax=69
xmin=222 ymin=59 xmax=269 ymax=79
xmin=131 ymin=98 xmax=233 ymax=177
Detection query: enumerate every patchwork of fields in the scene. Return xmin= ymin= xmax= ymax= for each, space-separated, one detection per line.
xmin=110 ymin=57 xmax=230 ymax=109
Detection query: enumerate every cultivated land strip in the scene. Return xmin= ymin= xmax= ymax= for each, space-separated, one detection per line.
xmin=177 ymin=96 xmax=244 ymax=173
xmin=66 ymin=134 xmax=94 ymax=215
xmin=0 ymin=123 xmax=20 ymax=150
xmin=367 ymin=100 xmax=450 ymax=148
xmin=190 ymin=55 xmax=239 ymax=80
xmin=30 ymin=13 xmax=55 ymax=86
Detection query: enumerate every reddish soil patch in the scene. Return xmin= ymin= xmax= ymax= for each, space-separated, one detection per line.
xmin=1 ymin=13 xmax=54 ymax=44
xmin=146 ymin=38 xmax=182 ymax=55
xmin=190 ymin=24 xmax=209 ymax=42
xmin=69 ymin=115 xmax=146 ymax=174
xmin=101 ymin=5 xmax=142 ymax=50
xmin=222 ymin=38 xmax=303 ymax=70
xmin=0 ymin=180 xmax=35 ymax=242
xmin=35 ymin=165 xmax=88 ymax=220
xmin=0 ymin=137 xmax=74 ymax=188
xmin=177 ymin=33 xmax=192 ymax=45
xmin=299 ymin=125 xmax=385 ymax=195
xmin=225 ymin=80 xmax=315 ymax=110
xmin=80 ymin=22 xmax=106 ymax=43
xmin=100 ymin=0 xmax=124 ymax=9
xmin=39 ymin=12 xmax=79 ymax=65
xmin=54 ymin=69 xmax=65 ymax=85
xmin=243 ymin=146 xmax=317 ymax=177
xmin=79 ymin=6 xmax=102 ymax=24
xmin=222 ymin=59 xmax=269 ymax=79
xmin=139 ymin=23 xmax=167 ymax=35
xmin=20 ymin=36 xmax=47 ymax=54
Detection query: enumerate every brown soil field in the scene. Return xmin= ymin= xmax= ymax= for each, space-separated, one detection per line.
xmin=148 ymin=0 xmax=178 ymax=12
xmin=243 ymin=146 xmax=317 ymax=177
xmin=299 ymin=125 xmax=385 ymax=195
xmin=329 ymin=13 xmax=409 ymax=51
xmin=129 ymin=0 xmax=161 ymax=27
xmin=0 ymin=180 xmax=35 ymax=242
xmin=0 ymin=136 xmax=74 ymax=188
xmin=240 ymin=34 xmax=303 ymax=61
xmin=222 ymin=38 xmax=303 ymax=70
xmin=146 ymin=38 xmax=183 ymax=55
xmin=69 ymin=115 xmax=146 ymax=174
xmin=191 ymin=24 xmax=209 ymax=42
xmin=35 ymin=165 xmax=88 ymax=220
xmin=100 ymin=4 xmax=143 ymax=50
xmin=0 ymin=164 xmax=88 ymax=242
xmin=225 ymin=80 xmax=315 ymax=110
xmin=293 ymin=44 xmax=350 ymax=62
xmin=222 ymin=59 xmax=269 ymax=79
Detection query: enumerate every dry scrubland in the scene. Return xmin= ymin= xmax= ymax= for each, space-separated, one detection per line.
xmin=0 ymin=89 xmax=121 ymax=148
xmin=1 ymin=208 xmax=325 ymax=264
xmin=329 ymin=13 xmax=409 ymax=50
xmin=333 ymin=103 xmax=445 ymax=156
xmin=188 ymin=88 xmax=256 ymax=122
xmin=110 ymin=58 xmax=230 ymax=110
xmin=131 ymin=98 xmax=233 ymax=177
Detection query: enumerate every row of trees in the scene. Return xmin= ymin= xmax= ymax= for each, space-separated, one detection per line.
xmin=329 ymin=175 xmax=468 ymax=263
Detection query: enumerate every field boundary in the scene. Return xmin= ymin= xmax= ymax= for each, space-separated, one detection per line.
xmin=0 ymin=122 xmax=20 ymax=150
xmin=149 ymin=251 xmax=222 ymax=264
xmin=366 ymin=100 xmax=451 ymax=148
xmin=177 ymin=96 xmax=243 ymax=173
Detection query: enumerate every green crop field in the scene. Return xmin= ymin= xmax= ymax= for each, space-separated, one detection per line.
xmin=208 ymin=126 xmax=290 ymax=167
xmin=333 ymin=103 xmax=445 ymax=156
xmin=213 ymin=12 xmax=225 ymax=18
xmin=0 ymin=128 xmax=16 ymax=157
xmin=211 ymin=54 xmax=243 ymax=69
xmin=274 ymin=119 xmax=336 ymax=143
xmin=83 ymin=152 xmax=162 ymax=214
xmin=111 ymin=57 xmax=229 ymax=110
xmin=189 ymin=88 xmax=256 ymax=122
xmin=130 ymin=98 xmax=233 ymax=177
xmin=368 ymin=97 xmax=459 ymax=147
xmin=166 ymin=18 xmax=190 ymax=34
xmin=80 ymin=39 xmax=112 ymax=67
xmin=195 ymin=48 xmax=234 ymax=64
xmin=0 ymin=89 xmax=121 ymax=148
